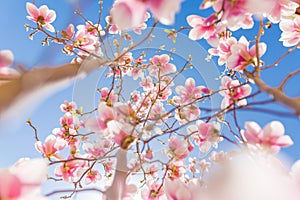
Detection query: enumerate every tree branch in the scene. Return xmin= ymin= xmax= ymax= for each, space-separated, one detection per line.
xmin=244 ymin=70 xmax=300 ymax=115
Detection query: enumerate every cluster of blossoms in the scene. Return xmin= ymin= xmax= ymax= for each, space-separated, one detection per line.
xmin=1 ymin=0 xmax=298 ymax=199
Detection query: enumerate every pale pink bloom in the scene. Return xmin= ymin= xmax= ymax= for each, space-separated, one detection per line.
xmin=0 ymin=50 xmax=13 ymax=68
xmin=84 ymin=102 xmax=117 ymax=136
xmin=141 ymin=181 xmax=165 ymax=200
xmin=74 ymin=30 xmax=98 ymax=52
xmin=198 ymin=159 xmax=211 ymax=172
xmin=219 ymin=76 xmax=252 ymax=109
xmin=82 ymin=140 xmax=110 ymax=158
xmin=55 ymin=159 xmax=85 ymax=182
xmin=77 ymin=21 xmax=105 ymax=36
xmin=168 ymin=136 xmax=191 ymax=160
xmin=167 ymin=161 xmax=186 ymax=180
xmin=140 ymin=76 xmax=154 ymax=90
xmin=227 ymin=36 xmax=267 ymax=71
xmin=105 ymin=16 xmax=119 ymax=34
xmin=149 ymin=54 xmax=176 ymax=77
xmin=187 ymin=120 xmax=221 ymax=152
xmin=110 ymin=0 xmax=147 ymax=30
xmin=146 ymin=164 xmax=159 ymax=178
xmin=110 ymin=0 xmax=182 ymax=30
xmin=211 ymin=0 xmax=254 ymax=31
xmin=174 ymin=78 xmax=204 ymax=104
xmin=85 ymin=170 xmax=101 ymax=185
xmin=35 ymin=135 xmax=66 ymax=159
xmin=291 ymin=160 xmax=300 ymax=183
xmin=133 ymin=12 xmax=151 ymax=35
xmin=26 ymin=2 xmax=56 ymax=32
xmin=0 ymin=158 xmax=47 ymax=200
xmin=175 ymin=104 xmax=200 ymax=124
xmin=188 ymin=157 xmax=199 ymax=173
xmin=146 ymin=0 xmax=182 ymax=25
xmin=99 ymin=87 xmax=118 ymax=103
xmin=126 ymin=66 xmax=144 ymax=80
xmin=209 ymin=150 xmax=228 ymax=163
xmin=164 ymin=178 xmax=202 ymax=200
xmin=207 ymin=152 xmax=299 ymax=200
xmin=149 ymin=101 xmax=168 ymax=124
xmin=0 ymin=50 xmax=20 ymax=80
xmin=242 ymin=121 xmax=293 ymax=154
xmin=187 ymin=15 xmax=216 ymax=40
xmin=60 ymin=100 xmax=77 ymax=113
xmin=208 ymin=37 xmax=238 ymax=65
xmin=267 ymin=0 xmax=298 ymax=23
xmin=60 ymin=112 xmax=74 ymax=127
xmin=61 ymin=24 xmax=74 ymax=39
xmin=279 ymin=16 xmax=300 ymax=47
xmin=116 ymin=51 xmax=133 ymax=66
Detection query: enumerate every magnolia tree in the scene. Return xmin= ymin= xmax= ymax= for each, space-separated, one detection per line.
xmin=1 ymin=0 xmax=300 ymax=199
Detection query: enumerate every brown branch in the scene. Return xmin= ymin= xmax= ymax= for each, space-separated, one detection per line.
xmin=244 ymin=70 xmax=300 ymax=115
xmin=278 ymin=68 xmax=300 ymax=90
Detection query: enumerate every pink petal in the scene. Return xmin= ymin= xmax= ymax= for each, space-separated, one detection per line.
xmin=0 ymin=169 xmax=22 ymax=198
xmin=11 ymin=158 xmax=47 ymax=185
xmin=39 ymin=5 xmax=50 ymax=18
xmin=187 ymin=15 xmax=204 ymax=27
xmin=263 ymin=121 xmax=285 ymax=138
xmin=26 ymin=2 xmax=39 ymax=19
xmin=189 ymin=27 xmax=205 ymax=40
xmin=274 ymin=135 xmax=293 ymax=147
xmin=46 ymin=10 xmax=56 ymax=23
xmin=0 ymin=50 xmax=14 ymax=68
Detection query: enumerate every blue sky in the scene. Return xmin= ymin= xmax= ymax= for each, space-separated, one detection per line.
xmin=0 ymin=0 xmax=300 ymax=196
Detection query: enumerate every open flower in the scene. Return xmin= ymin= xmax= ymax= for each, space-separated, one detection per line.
xmin=279 ymin=16 xmax=300 ymax=47
xmin=26 ymin=2 xmax=56 ymax=32
xmin=219 ymin=76 xmax=252 ymax=109
xmin=0 ymin=50 xmax=20 ymax=81
xmin=110 ymin=0 xmax=182 ymax=30
xmin=227 ymin=36 xmax=267 ymax=71
xmin=242 ymin=121 xmax=293 ymax=154
xmin=35 ymin=135 xmax=67 ymax=159
xmin=0 ymin=158 xmax=47 ymax=200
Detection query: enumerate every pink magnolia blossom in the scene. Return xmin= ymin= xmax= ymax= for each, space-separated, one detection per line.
xmin=141 ymin=181 xmax=166 ymax=200
xmin=279 ymin=16 xmax=300 ymax=47
xmin=82 ymin=140 xmax=111 ymax=158
xmin=164 ymin=178 xmax=202 ymax=200
xmin=110 ymin=0 xmax=147 ymax=30
xmin=175 ymin=104 xmax=200 ymax=124
xmin=208 ymin=37 xmax=238 ymax=66
xmin=0 ymin=50 xmax=20 ymax=81
xmin=26 ymin=2 xmax=56 ymax=32
xmin=174 ymin=78 xmax=204 ymax=104
xmin=167 ymin=161 xmax=186 ymax=180
xmin=0 ymin=158 xmax=47 ymax=200
xmin=227 ymin=36 xmax=267 ymax=71
xmin=219 ymin=76 xmax=252 ymax=109
xmin=35 ymin=135 xmax=67 ymax=159
xmin=85 ymin=170 xmax=101 ymax=185
xmin=60 ymin=100 xmax=77 ymax=113
xmin=168 ymin=136 xmax=191 ymax=160
xmin=61 ymin=24 xmax=74 ymax=39
xmin=77 ymin=21 xmax=105 ymax=37
xmin=186 ymin=15 xmax=216 ymax=40
xmin=267 ymin=0 xmax=298 ymax=23
xmin=242 ymin=121 xmax=293 ymax=154
xmin=110 ymin=0 xmax=182 ymax=30
xmin=209 ymin=0 xmax=254 ymax=31
xmin=187 ymin=120 xmax=221 ymax=152
xmin=149 ymin=54 xmax=176 ymax=77
xmin=209 ymin=150 xmax=228 ymax=163
xmin=55 ymin=159 xmax=86 ymax=182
